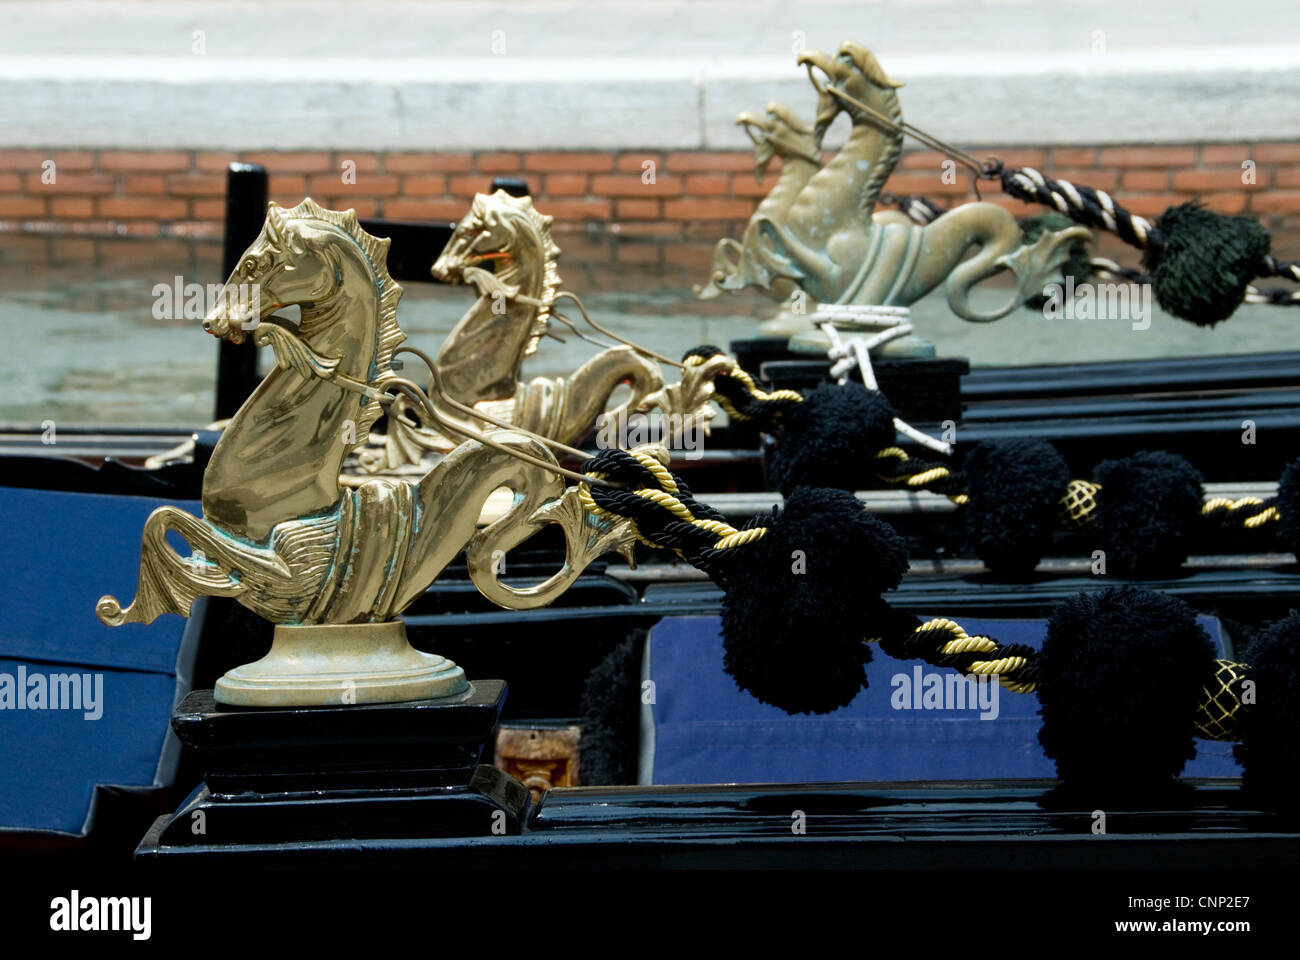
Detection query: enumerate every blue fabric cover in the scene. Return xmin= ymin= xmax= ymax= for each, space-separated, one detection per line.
xmin=0 ymin=488 xmax=198 ymax=834
xmin=646 ymin=614 xmax=1241 ymax=786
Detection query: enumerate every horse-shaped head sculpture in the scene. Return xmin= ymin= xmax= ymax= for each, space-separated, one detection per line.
xmin=696 ymin=97 xmax=917 ymax=302
xmin=695 ymin=102 xmax=825 ymax=301
xmin=98 ymin=199 xmax=637 ymax=705
xmin=367 ymin=190 xmax=667 ymax=471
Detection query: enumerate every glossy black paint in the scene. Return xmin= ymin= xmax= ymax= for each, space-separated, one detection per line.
xmin=141 ymin=682 xmax=531 ymax=855
xmin=136 ymin=778 xmax=1299 ymax=870
xmin=171 ymin=683 xmax=509 ymax=794
xmin=759 ymin=356 xmax=970 ymax=423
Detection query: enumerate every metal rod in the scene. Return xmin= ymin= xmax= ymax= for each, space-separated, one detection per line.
xmin=553 ymin=291 xmax=683 ymax=369
xmin=394 ymin=345 xmax=593 ymax=461
xmin=381 ymin=378 xmax=615 ymax=488
xmin=823 ymin=85 xmax=994 ymax=179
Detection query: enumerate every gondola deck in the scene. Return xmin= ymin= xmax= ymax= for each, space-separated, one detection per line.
xmin=135 ymin=779 xmax=1298 ymax=870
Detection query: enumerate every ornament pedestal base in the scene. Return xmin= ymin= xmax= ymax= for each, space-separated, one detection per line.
xmin=135 ymin=680 xmax=528 ymax=864
xmin=214 ymin=621 xmax=468 ymax=707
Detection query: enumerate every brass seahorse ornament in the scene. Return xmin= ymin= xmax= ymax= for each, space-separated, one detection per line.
xmin=97 ymin=199 xmax=637 ymax=707
xmin=359 ymin=191 xmax=691 ymax=473
xmin=697 ymin=42 xmax=1091 ymax=337
xmin=695 ymin=101 xmax=917 ymax=303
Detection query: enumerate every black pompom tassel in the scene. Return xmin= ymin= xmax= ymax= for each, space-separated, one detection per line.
xmin=1038 ymin=586 xmax=1217 ymax=799
xmin=1093 ymin=451 xmax=1203 ymax=578
xmin=578 ymin=631 xmax=647 ymax=786
xmin=1144 ymin=202 xmax=1272 ymax=326
xmin=721 ymin=486 xmax=909 ymax=714
xmin=1275 ymin=456 xmax=1300 ymax=559
xmin=1233 ymin=612 xmax=1300 ymax=809
xmin=766 ymin=382 xmax=897 ymax=496
xmin=963 ymin=439 xmax=1069 ymax=575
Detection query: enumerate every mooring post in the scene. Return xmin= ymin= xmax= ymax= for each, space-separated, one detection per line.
xmin=215 ymin=163 xmax=269 ymax=420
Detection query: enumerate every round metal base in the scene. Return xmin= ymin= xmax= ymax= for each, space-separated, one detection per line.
xmin=214 ymin=620 xmax=468 ymax=707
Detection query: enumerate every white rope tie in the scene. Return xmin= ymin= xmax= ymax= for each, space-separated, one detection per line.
xmin=819 ymin=318 xmax=953 ymax=456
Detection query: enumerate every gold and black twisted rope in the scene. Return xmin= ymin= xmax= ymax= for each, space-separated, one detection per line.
xmin=1200 ymin=495 xmax=1280 ymax=531
xmin=870 ymin=618 xmax=1041 ymax=694
xmin=873 ymin=446 xmax=969 ymax=504
xmin=682 ymin=346 xmax=804 ymax=428
xmin=872 ymin=615 xmax=1251 ymax=741
xmin=579 ymin=446 xmax=769 ymax=584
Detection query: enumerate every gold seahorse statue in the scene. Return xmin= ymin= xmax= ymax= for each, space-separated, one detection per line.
xmin=360 ymin=191 xmax=699 ymax=473
xmin=97 ymin=199 xmax=637 ymax=707
xmin=697 ymin=42 xmax=1090 ymax=334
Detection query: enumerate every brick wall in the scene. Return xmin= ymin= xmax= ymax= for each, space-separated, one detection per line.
xmin=2 ymin=144 xmax=1300 ymax=239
